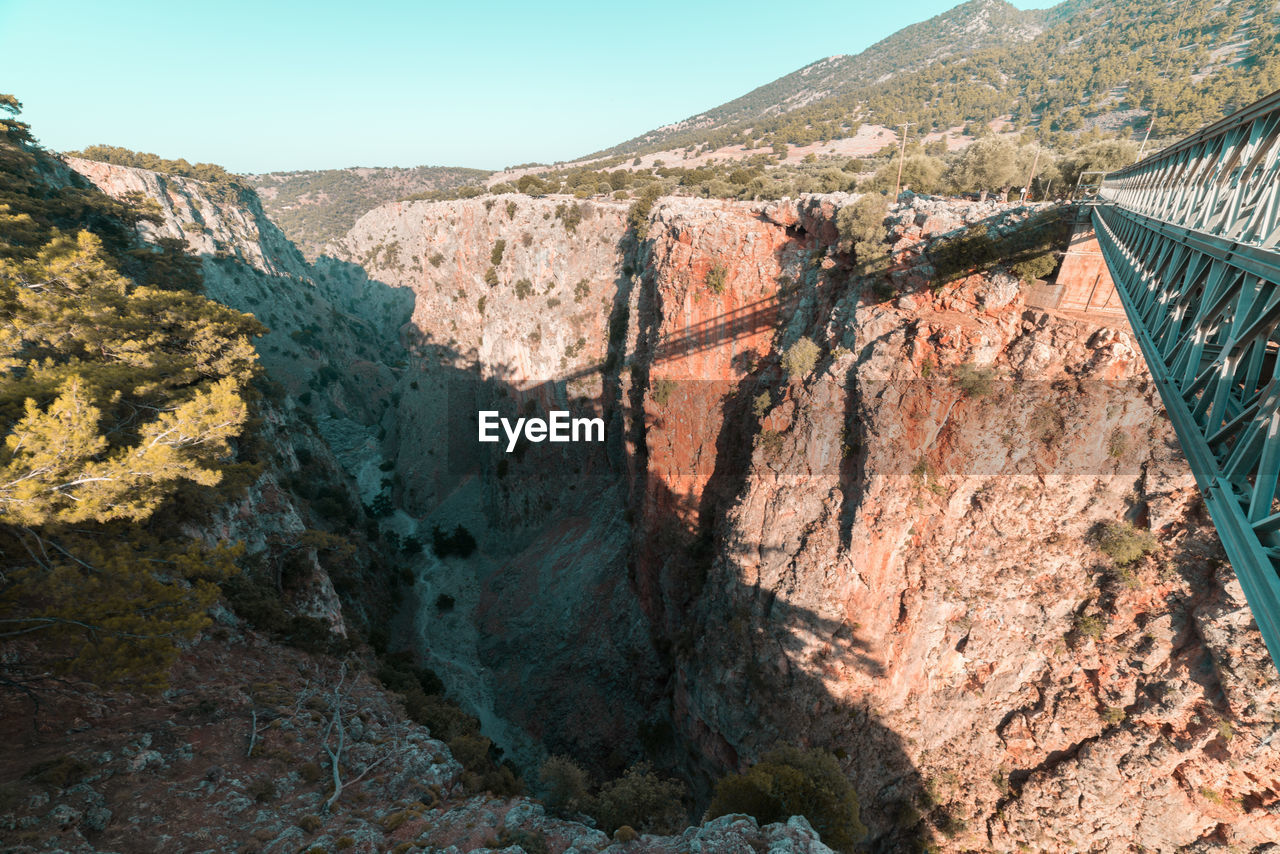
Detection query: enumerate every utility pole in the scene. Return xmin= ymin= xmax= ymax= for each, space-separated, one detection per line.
xmin=1023 ymin=146 xmax=1042 ymax=202
xmin=1136 ymin=106 xmax=1158 ymax=162
xmin=893 ymin=122 xmax=915 ymax=202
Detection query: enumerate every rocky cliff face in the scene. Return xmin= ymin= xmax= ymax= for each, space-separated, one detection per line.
xmin=631 ymin=194 xmax=1280 ymax=851
xmin=54 ymin=157 xmax=1280 ymax=853
xmin=335 ymin=187 xmax=1280 ymax=851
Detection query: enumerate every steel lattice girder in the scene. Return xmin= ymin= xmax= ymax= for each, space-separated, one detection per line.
xmin=1093 ymin=202 xmax=1280 ymax=664
xmin=1100 ymin=88 xmax=1280 ymax=250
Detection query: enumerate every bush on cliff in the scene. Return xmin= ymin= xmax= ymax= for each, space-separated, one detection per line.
xmin=591 ymin=763 xmax=688 ymax=835
xmin=1097 ymin=521 xmax=1156 ymax=566
xmin=782 ymin=337 xmax=820 ymax=381
xmin=626 ymin=184 xmax=664 ymax=240
xmin=707 ymin=746 xmax=865 ymax=853
xmin=929 ymin=207 xmax=1072 ymax=286
xmin=836 ymin=195 xmax=890 ymax=276
xmin=431 ymin=524 xmax=477 ymax=558
xmin=952 ymin=362 xmax=996 ymax=398
xmin=448 ymin=734 xmax=524 ymax=797
xmin=539 ymin=755 xmax=591 ymax=815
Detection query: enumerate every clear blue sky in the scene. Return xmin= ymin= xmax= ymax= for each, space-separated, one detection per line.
xmin=0 ymin=0 xmax=1057 ymax=174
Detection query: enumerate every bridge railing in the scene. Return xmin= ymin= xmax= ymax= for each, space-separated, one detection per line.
xmin=1092 ymin=88 xmax=1280 ymax=666
xmin=1099 ymin=88 xmax=1280 ymax=248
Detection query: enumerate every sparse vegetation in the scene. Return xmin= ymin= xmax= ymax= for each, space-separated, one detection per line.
xmin=783 ymin=337 xmax=820 ymax=381
xmin=1101 ymin=705 xmax=1126 ymax=725
xmin=1097 ymin=521 xmax=1156 ymax=566
xmin=431 ymin=525 xmax=477 ymax=558
xmin=592 ymin=763 xmax=688 ymax=836
xmin=555 ymin=202 xmax=584 ymax=233
xmin=753 ymin=390 xmax=772 ymax=419
xmin=707 ymin=746 xmax=865 ymax=853
xmin=651 ymin=378 xmax=678 ymax=407
xmin=1073 ymin=613 xmax=1105 ymax=641
xmin=931 ymin=207 xmax=1072 ymax=286
xmin=706 ymin=264 xmax=727 ymax=295
xmin=952 ymin=362 xmax=996 ymax=398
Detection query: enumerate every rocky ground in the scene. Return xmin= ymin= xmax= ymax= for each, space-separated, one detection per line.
xmin=0 ymin=620 xmax=834 ymax=854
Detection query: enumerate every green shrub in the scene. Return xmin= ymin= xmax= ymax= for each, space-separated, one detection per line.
xmin=431 ymin=524 xmax=476 ymax=558
xmin=297 ymin=814 xmax=323 ymax=832
xmin=515 ymin=278 xmax=534 ymax=300
xmin=930 ymin=208 xmax=1072 ymax=286
xmin=497 ymin=829 xmax=549 ymax=854
xmin=706 ymin=264 xmax=728 ymax=295
xmin=449 ymin=734 xmax=524 ymax=797
xmin=707 ymin=746 xmax=865 ymax=853
xmin=1072 ymin=613 xmax=1104 ymax=641
xmin=1097 ymin=521 xmax=1156 ymax=566
xmin=540 ymin=755 xmax=591 ymax=815
xmin=753 ymin=391 xmax=772 ymax=419
xmin=490 ymin=239 xmax=506 ymax=266
xmin=627 ymin=185 xmax=663 ymax=239
xmin=651 ymin=378 xmax=678 ymax=407
xmin=484 ymin=266 xmax=499 ymax=286
xmin=592 ymin=764 xmax=687 ymax=835
xmin=1011 ymin=251 xmax=1058 ymax=283
xmin=429 ymin=252 xmax=444 ymax=267
xmin=952 ymin=362 xmax=996 ymax=398
xmin=556 ymin=202 xmax=584 ymax=233
xmin=782 ymin=337 xmax=820 ymax=381
xmin=1100 ymin=705 xmax=1126 ymax=725
xmin=836 ymin=195 xmax=889 ymax=276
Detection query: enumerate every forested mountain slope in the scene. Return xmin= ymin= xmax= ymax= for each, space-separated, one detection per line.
xmin=599 ymin=0 xmax=1280 ymax=157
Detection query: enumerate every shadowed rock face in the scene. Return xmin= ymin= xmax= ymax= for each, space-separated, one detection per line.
xmin=338 ymin=189 xmax=1280 ymax=850
xmin=65 ymin=155 xmax=1280 ymax=852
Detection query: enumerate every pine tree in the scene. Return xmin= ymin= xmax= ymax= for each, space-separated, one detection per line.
xmin=0 ymin=94 xmax=264 ymax=690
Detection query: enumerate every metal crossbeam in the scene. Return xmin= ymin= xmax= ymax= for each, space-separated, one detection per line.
xmin=1093 ymin=89 xmax=1280 ymax=665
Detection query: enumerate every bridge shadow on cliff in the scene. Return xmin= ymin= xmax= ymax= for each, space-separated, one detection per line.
xmin=229 ymin=208 xmax=934 ymax=850
xmin=383 ymin=287 xmax=933 ymax=849
xmin=559 ymin=291 xmax=798 ymax=383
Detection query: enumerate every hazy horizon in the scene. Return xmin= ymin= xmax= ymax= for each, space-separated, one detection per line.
xmin=0 ymin=0 xmax=1056 ymax=174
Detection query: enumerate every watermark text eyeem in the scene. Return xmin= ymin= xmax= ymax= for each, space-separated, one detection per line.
xmin=478 ymin=410 xmax=605 ymax=452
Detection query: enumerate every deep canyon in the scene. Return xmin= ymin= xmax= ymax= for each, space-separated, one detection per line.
xmin=10 ymin=152 xmax=1280 ymax=853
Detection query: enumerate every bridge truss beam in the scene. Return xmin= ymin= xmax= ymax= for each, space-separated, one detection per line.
xmin=1095 ymin=89 xmax=1280 ymax=664
xmin=1093 ymin=203 xmax=1280 ymax=663
xmin=1093 ymin=88 xmax=1280 ymax=664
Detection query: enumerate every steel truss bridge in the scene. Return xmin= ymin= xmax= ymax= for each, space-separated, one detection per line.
xmin=1093 ymin=89 xmax=1280 ymax=662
